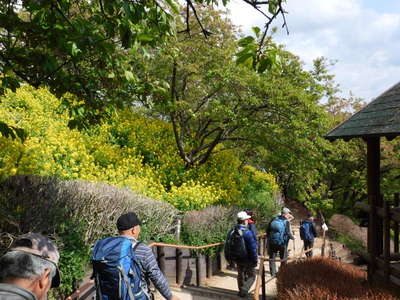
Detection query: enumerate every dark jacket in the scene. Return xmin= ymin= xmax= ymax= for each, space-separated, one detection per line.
xmin=237 ymin=224 xmax=258 ymax=265
xmin=0 ymin=284 xmax=36 ymax=300
xmin=248 ymin=221 xmax=258 ymax=240
xmin=300 ymin=220 xmax=318 ymax=240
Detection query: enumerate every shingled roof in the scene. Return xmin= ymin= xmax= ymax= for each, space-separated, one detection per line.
xmin=326 ymin=81 xmax=400 ymax=141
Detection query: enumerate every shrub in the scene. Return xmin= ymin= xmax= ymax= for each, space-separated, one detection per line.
xmin=181 ymin=205 xmax=238 ymax=255
xmin=0 ymin=175 xmax=178 ymax=296
xmin=276 ymin=257 xmax=398 ymax=300
xmin=238 ymin=165 xmax=282 ymax=228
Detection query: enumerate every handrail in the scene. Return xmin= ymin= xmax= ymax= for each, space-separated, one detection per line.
xmin=148 ymin=233 xmax=267 ymax=250
xmin=67 ymin=233 xmax=267 ymax=299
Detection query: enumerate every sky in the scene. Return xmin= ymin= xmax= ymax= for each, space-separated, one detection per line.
xmin=226 ymin=0 xmax=400 ymax=102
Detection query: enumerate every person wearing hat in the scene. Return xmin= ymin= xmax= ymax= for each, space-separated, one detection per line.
xmin=225 ymin=211 xmax=258 ymax=298
xmin=0 ymin=233 xmax=60 ymax=300
xmin=266 ymin=207 xmax=295 ymax=277
xmin=106 ymin=212 xmax=179 ymax=300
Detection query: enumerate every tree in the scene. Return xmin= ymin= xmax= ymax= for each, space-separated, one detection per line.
xmin=139 ymin=8 xmax=287 ymax=169
xmin=0 ymin=0 xmax=288 ymax=127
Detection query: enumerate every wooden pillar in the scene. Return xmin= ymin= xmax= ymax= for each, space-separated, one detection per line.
xmin=205 ymin=255 xmax=212 ymax=278
xmin=176 ymin=248 xmax=183 ymax=286
xmin=157 ymin=246 xmax=165 ymax=273
xmin=395 ymin=194 xmax=399 ymax=253
xmin=383 ymin=200 xmax=390 ymax=282
xmin=366 ymin=137 xmax=382 ymax=281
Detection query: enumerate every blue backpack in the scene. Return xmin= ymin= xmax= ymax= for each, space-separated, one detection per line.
xmin=92 ymin=237 xmax=145 ymax=300
xmin=268 ymin=217 xmax=288 ymax=246
xmin=300 ymin=221 xmax=314 ymax=241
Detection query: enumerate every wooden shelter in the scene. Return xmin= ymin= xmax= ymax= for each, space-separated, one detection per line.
xmin=326 ymin=81 xmax=400 ymax=288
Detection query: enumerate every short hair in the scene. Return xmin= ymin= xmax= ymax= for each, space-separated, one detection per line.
xmin=0 ymin=251 xmax=56 ymax=283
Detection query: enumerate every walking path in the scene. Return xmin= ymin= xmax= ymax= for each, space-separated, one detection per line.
xmin=154 ymin=198 xmax=356 ymax=300
xmin=154 ymin=222 xmax=355 ymax=300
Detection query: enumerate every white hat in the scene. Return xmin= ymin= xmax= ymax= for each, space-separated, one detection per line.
xmin=237 ymin=211 xmax=251 ymax=221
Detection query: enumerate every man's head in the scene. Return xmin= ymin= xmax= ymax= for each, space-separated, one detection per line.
xmin=281 ymin=207 xmax=293 ymax=220
xmin=237 ymin=211 xmax=251 ymax=225
xmin=0 ymin=233 xmax=60 ymax=300
xmin=117 ymin=212 xmax=142 ymax=239
xmin=307 ymin=212 xmax=315 ymax=221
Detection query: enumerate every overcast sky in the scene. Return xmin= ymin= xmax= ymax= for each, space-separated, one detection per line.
xmin=226 ymin=0 xmax=400 ymax=102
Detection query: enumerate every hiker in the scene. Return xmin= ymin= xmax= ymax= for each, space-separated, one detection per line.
xmin=245 ymin=209 xmax=258 ymax=239
xmin=0 ymin=233 xmax=61 ymax=300
xmin=300 ymin=213 xmax=318 ymax=257
xmin=92 ymin=212 xmax=180 ymax=300
xmin=266 ymin=207 xmax=295 ymax=277
xmin=224 ymin=211 xmax=258 ymax=298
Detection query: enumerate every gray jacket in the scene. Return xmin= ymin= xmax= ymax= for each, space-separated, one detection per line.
xmin=0 ymin=284 xmax=36 ymax=300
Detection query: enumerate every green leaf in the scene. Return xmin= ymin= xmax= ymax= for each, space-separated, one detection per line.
xmin=236 ymin=52 xmax=254 ymax=65
xmin=124 ymin=70 xmax=135 ymax=81
xmin=257 ymin=55 xmax=272 ymax=73
xmin=268 ymin=0 xmax=278 ymax=14
xmin=238 ymin=36 xmax=255 ymax=47
xmin=164 ymin=0 xmax=179 ymax=14
xmin=137 ymin=34 xmax=153 ymax=42
xmin=252 ymin=27 xmax=261 ymax=38
xmin=70 ymin=42 xmax=81 ymax=57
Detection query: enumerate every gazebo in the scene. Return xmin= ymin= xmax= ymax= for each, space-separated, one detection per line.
xmin=326 ymin=81 xmax=400 ymax=288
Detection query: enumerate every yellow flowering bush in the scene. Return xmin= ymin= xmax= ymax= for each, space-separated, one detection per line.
xmin=164 ymin=180 xmax=227 ymax=211
xmin=0 ymin=85 xmax=279 ymax=213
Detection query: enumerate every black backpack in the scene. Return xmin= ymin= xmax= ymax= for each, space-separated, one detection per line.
xmin=224 ymin=226 xmax=248 ymax=261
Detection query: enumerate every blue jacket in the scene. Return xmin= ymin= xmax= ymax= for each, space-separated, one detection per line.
xmin=237 ymin=224 xmax=258 ymax=264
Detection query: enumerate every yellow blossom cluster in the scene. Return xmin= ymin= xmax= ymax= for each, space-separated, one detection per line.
xmin=0 ymin=85 xmax=279 ymax=211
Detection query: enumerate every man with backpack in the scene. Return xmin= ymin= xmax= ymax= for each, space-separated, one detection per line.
xmin=266 ymin=207 xmax=294 ymax=277
xmin=300 ymin=213 xmax=318 ymax=257
xmin=224 ymin=211 xmax=258 ymax=298
xmin=92 ymin=212 xmax=180 ymax=300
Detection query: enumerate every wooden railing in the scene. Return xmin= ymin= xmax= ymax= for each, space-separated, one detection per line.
xmin=354 ymin=195 xmax=400 ymax=287
xmin=67 ymin=234 xmax=268 ymax=300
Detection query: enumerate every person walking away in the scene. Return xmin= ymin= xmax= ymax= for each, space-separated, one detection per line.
xmin=92 ymin=212 xmax=180 ymax=300
xmin=224 ymin=211 xmax=258 ymax=298
xmin=245 ymin=210 xmax=258 ymax=240
xmin=0 ymin=233 xmax=61 ymax=300
xmin=266 ymin=207 xmax=294 ymax=277
xmin=300 ymin=213 xmax=318 ymax=257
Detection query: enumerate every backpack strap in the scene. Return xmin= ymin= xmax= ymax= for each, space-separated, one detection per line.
xmin=118 ymin=265 xmax=136 ymax=300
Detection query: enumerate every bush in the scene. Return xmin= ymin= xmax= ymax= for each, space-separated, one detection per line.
xmin=276 ymin=257 xmax=398 ymax=300
xmin=181 ymin=205 xmax=238 ymax=255
xmin=238 ymin=165 xmax=282 ymax=228
xmin=0 ymin=175 xmax=178 ymax=296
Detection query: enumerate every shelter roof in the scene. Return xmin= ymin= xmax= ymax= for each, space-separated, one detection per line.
xmin=326 ymin=81 xmax=400 ymax=141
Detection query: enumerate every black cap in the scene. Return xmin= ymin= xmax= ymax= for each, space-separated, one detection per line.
xmin=117 ymin=212 xmax=142 ymax=231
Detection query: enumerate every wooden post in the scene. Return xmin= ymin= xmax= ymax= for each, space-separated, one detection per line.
xmin=205 ymin=255 xmax=212 ymax=278
xmin=383 ymin=200 xmax=390 ymax=282
xmin=196 ymin=255 xmax=204 ymax=287
xmin=216 ymin=251 xmax=222 ymax=272
xmin=261 ymin=262 xmax=266 ymax=300
xmin=366 ymin=137 xmax=381 ymax=281
xmin=157 ymin=246 xmax=165 ymax=274
xmin=321 ymin=230 xmax=326 ymax=257
xmin=176 ymin=248 xmax=183 ymax=286
xmin=258 ymin=237 xmax=262 ymax=255
xmin=395 ymin=193 xmax=399 ymax=253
